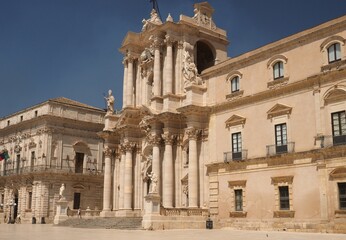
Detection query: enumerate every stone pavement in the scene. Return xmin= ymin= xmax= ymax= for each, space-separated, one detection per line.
xmin=0 ymin=224 xmax=346 ymax=240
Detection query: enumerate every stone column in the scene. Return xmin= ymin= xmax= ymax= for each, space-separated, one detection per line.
xmin=122 ymin=59 xmax=128 ymax=108
xmin=102 ymin=146 xmax=113 ymax=212
xmin=113 ymin=153 xmax=120 ymax=211
xmin=126 ymin=57 xmax=134 ymax=106
xmin=124 ymin=141 xmax=135 ymax=210
xmin=150 ymin=134 xmax=161 ymax=195
xmin=165 ymin=35 xmax=173 ymax=95
xmin=153 ymin=37 xmax=162 ymax=97
xmin=175 ymin=41 xmax=184 ymax=94
xmin=186 ymin=128 xmax=199 ymax=208
xmin=162 ymin=132 xmax=175 ymax=208
xmin=119 ymin=146 xmax=126 ymax=209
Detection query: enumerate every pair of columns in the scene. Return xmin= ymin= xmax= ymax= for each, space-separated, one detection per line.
xmin=151 ymin=127 xmax=199 ymax=208
xmin=122 ymin=34 xmax=174 ymax=108
xmin=102 ymin=142 xmax=136 ymax=212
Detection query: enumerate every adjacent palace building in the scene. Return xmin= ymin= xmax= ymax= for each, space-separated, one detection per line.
xmin=1 ymin=2 xmax=346 ymax=233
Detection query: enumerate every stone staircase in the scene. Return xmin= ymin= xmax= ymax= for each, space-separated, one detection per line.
xmin=56 ymin=217 xmax=143 ymax=230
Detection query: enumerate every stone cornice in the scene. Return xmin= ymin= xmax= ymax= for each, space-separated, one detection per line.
xmin=202 ymin=15 xmax=346 ymax=78
xmin=211 ymin=68 xmax=346 ymax=114
xmin=177 ymin=105 xmax=211 ymax=115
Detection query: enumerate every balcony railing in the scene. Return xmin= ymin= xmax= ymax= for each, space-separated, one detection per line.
xmin=224 ymin=150 xmax=248 ymax=163
xmin=0 ymin=165 xmax=103 ymax=177
xmin=266 ymin=142 xmax=295 ymax=156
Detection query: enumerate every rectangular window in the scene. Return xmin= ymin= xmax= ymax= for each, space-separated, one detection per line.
xmin=7 ymin=120 xmax=10 ymax=126
xmin=231 ymin=76 xmax=240 ymax=92
xmin=232 ymin=132 xmax=242 ymax=160
xmin=28 ymin=192 xmax=32 ymax=209
xmin=20 ymin=116 xmax=23 ymax=122
xmin=275 ymin=123 xmax=288 ymax=153
xmin=273 ymin=61 xmax=284 ymax=79
xmin=328 ymin=43 xmax=341 ymax=63
xmin=279 ymin=186 xmax=290 ymax=210
xmin=332 ymin=111 xmax=346 ymax=145
xmin=339 ymin=182 xmax=346 ymax=210
xmin=234 ymin=189 xmax=243 ymax=211
xmin=73 ymin=192 xmax=81 ymax=209
xmin=35 ymin=110 xmax=38 ymax=117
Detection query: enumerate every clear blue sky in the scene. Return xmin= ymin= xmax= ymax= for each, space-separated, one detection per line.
xmin=1 ymin=0 xmax=346 ymax=118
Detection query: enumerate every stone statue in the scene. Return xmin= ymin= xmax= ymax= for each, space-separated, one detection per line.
xmin=142 ymin=9 xmax=162 ymax=31
xmin=182 ymin=50 xmax=202 ymax=89
xmin=59 ymin=183 xmax=65 ymax=199
xmin=140 ymin=47 xmax=154 ymax=63
xmin=147 ymin=171 xmax=158 ymax=193
xmin=104 ymin=89 xmax=115 ymax=114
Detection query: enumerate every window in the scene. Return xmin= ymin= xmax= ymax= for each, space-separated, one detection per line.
xmin=275 ymin=123 xmax=287 ymax=153
xmin=332 ymin=111 xmax=346 ymax=145
xmin=35 ymin=110 xmax=38 ymax=117
xmin=232 ymin=132 xmax=242 ymax=160
xmin=231 ymin=76 xmax=240 ymax=92
xmin=20 ymin=116 xmax=23 ymax=122
xmin=28 ymin=192 xmax=32 ymax=209
xmin=328 ymin=43 xmax=341 ymax=63
xmin=339 ymin=183 xmax=346 ymax=210
xmin=279 ymin=186 xmax=290 ymax=210
xmin=234 ymin=189 xmax=243 ymax=211
xmin=273 ymin=61 xmax=284 ymax=79
xmin=7 ymin=120 xmax=10 ymax=126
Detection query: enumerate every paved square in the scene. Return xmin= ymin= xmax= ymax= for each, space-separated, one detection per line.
xmin=0 ymin=225 xmax=346 ymax=240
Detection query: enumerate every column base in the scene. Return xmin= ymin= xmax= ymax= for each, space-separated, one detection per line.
xmin=99 ymin=210 xmax=115 ymax=218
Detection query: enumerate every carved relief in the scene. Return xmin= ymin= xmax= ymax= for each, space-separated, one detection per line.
xmin=103 ymin=146 xmax=113 ymax=158
xmin=182 ymin=50 xmax=202 ymax=90
xmin=162 ymin=132 xmax=177 ymax=145
xmin=185 ymin=127 xmax=200 ymax=140
xmin=142 ymin=9 xmax=162 ymax=32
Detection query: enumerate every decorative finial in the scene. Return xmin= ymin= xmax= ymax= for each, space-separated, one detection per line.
xmin=166 ymin=13 xmax=173 ymax=22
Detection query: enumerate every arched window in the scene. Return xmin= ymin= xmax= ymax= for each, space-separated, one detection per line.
xmin=231 ymin=76 xmax=240 ymax=92
xmin=273 ymin=61 xmax=284 ymax=80
xmin=328 ymin=43 xmax=341 ymax=63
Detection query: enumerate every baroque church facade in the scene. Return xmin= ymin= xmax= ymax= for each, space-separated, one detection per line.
xmin=99 ymin=2 xmax=346 ymax=232
xmin=0 ymin=98 xmax=105 ymax=223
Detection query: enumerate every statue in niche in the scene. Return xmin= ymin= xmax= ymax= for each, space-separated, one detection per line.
xmin=147 ymin=171 xmax=158 ymax=193
xmin=141 ymin=155 xmax=152 ymax=178
xmin=59 ymin=183 xmax=65 ymax=199
xmin=104 ymin=89 xmax=115 ymax=114
xmin=182 ymin=50 xmax=202 ymax=89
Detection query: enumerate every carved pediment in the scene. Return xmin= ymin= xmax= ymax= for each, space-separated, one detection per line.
xmin=225 ymin=115 xmax=246 ymax=128
xmin=324 ymin=88 xmax=346 ymax=105
xmin=271 ymin=176 xmax=294 ymax=185
xmin=267 ymin=103 xmax=292 ymax=119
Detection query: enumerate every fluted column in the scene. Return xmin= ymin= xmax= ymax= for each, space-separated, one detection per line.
xmin=102 ymin=146 xmax=113 ymax=212
xmin=126 ymin=57 xmax=134 ymax=106
xmin=150 ymin=134 xmax=162 ymax=194
xmin=165 ymin=35 xmax=173 ymax=94
xmin=122 ymin=59 xmax=128 ymax=108
xmin=162 ymin=132 xmax=175 ymax=208
xmin=124 ymin=141 xmax=135 ymax=209
xmin=186 ymin=128 xmax=199 ymax=208
xmin=119 ymin=146 xmax=126 ymax=209
xmin=153 ymin=37 xmax=162 ymax=97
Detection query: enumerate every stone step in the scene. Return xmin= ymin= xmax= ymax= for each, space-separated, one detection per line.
xmin=56 ymin=217 xmax=143 ymax=230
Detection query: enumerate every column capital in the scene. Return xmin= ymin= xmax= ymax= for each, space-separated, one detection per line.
xmin=148 ymin=134 xmax=162 ymax=146
xmin=164 ymin=34 xmax=174 ymax=47
xmin=122 ymin=140 xmax=136 ymax=152
xmin=103 ymin=146 xmax=114 ymax=158
xmin=177 ymin=41 xmax=184 ymax=49
xmin=162 ymin=132 xmax=176 ymax=145
xmin=185 ymin=127 xmax=200 ymax=140
xmin=150 ymin=35 xmax=163 ymax=49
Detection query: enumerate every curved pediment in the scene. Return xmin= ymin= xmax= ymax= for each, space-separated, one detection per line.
xmin=324 ymin=88 xmax=346 ymax=105
xmin=267 ymin=103 xmax=292 ymax=119
xmin=225 ymin=115 xmax=246 ymax=128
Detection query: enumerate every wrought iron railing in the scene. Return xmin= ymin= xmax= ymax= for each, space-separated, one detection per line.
xmin=266 ymin=142 xmax=295 ymax=156
xmin=224 ymin=150 xmax=248 ymax=163
xmin=0 ymin=165 xmax=103 ymax=177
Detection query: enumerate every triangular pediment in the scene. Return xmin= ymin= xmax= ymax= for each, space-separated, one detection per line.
xmin=324 ymin=88 xmax=346 ymax=105
xmin=267 ymin=104 xmax=292 ymax=119
xmin=225 ymin=115 xmax=246 ymax=128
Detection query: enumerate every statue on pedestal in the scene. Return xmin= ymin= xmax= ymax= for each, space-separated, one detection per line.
xmin=59 ymin=183 xmax=65 ymax=200
xmin=147 ymin=171 xmax=158 ymax=193
xmin=104 ymin=89 xmax=115 ymax=114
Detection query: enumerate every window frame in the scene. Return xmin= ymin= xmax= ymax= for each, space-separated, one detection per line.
xmin=231 ymin=76 xmax=240 ymax=93
xmin=273 ymin=61 xmax=284 ymax=80
xmin=339 ymin=182 xmax=346 ymax=210
xmin=279 ymin=186 xmax=290 ymax=210
xmin=328 ymin=43 xmax=342 ymax=64
xmin=234 ymin=189 xmax=243 ymax=211
xmin=331 ymin=111 xmax=346 ymax=145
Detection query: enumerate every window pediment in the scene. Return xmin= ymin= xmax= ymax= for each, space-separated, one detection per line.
xmin=225 ymin=114 xmax=246 ymax=128
xmin=228 ymin=180 xmax=246 ymax=188
xmin=330 ymin=167 xmax=346 ymax=179
xmin=226 ymin=70 xmax=242 ymax=82
xmin=324 ymin=87 xmax=346 ymax=105
xmin=271 ymin=176 xmax=294 ymax=185
xmin=320 ymin=35 xmax=345 ymax=51
xmin=267 ymin=103 xmax=292 ymax=119
xmin=267 ymin=55 xmax=288 ymax=68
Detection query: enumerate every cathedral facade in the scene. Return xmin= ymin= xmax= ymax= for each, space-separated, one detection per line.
xmin=100 ymin=2 xmax=346 ymax=232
